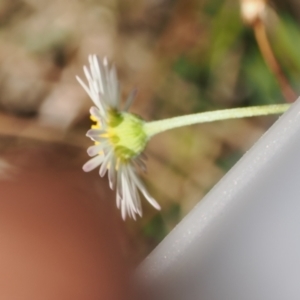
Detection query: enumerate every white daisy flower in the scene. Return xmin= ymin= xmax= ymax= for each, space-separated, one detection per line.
xmin=76 ymin=55 xmax=161 ymax=220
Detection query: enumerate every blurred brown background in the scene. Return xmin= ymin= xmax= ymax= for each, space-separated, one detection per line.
xmin=0 ymin=0 xmax=300 ymax=297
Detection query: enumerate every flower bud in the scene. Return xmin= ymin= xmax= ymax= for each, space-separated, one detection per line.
xmin=241 ymin=0 xmax=266 ymax=25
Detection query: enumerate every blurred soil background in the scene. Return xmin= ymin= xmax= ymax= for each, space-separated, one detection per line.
xmin=0 ymin=0 xmax=300 ymax=265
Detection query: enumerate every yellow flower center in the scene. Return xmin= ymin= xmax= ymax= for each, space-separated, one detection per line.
xmin=92 ymin=109 xmax=148 ymax=163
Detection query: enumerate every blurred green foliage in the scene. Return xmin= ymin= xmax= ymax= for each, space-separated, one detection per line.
xmin=141 ymin=0 xmax=300 ymax=257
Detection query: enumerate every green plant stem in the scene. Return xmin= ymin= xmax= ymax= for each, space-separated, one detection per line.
xmin=144 ymin=104 xmax=290 ymax=137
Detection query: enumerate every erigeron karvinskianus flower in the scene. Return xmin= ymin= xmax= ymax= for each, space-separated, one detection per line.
xmin=76 ymin=55 xmax=160 ymax=220
xmin=76 ymin=55 xmax=290 ymax=220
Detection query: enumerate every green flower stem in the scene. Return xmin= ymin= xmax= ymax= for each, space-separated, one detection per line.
xmin=144 ymin=104 xmax=290 ymax=138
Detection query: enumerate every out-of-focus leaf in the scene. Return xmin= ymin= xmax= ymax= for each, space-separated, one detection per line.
xmin=243 ymin=51 xmax=282 ymax=105
xmin=272 ymin=15 xmax=300 ymax=73
xmin=142 ymin=203 xmax=181 ymax=243
xmin=216 ymin=150 xmax=243 ymax=171
xmin=208 ymin=1 xmax=244 ymax=70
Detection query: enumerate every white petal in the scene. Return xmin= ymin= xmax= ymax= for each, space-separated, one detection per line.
xmin=127 ymin=172 xmax=142 ymax=214
xmin=121 ymin=199 xmax=126 ymax=221
xmin=82 ymin=155 xmax=104 ymax=172
xmin=90 ymin=135 xmax=107 ymax=143
xmin=122 ymin=168 xmax=138 ymax=214
xmin=104 ymin=67 xmax=114 ymax=106
xmin=128 ymin=173 xmax=142 ymax=216
xmin=103 ymin=56 xmax=108 ymax=66
xmin=87 ymin=144 xmax=107 ymax=157
xmin=89 ymin=55 xmax=101 ymax=93
xmin=92 ymin=55 xmax=104 ymax=94
xmin=76 ymin=76 xmax=94 ymax=101
xmin=115 ymin=83 xmax=121 ymax=110
xmin=108 ymin=156 xmax=116 ymax=189
xmin=123 ymin=89 xmax=137 ymax=111
xmin=86 ymin=129 xmax=105 ymax=138
xmin=83 ymin=66 xmax=95 ymax=92
xmin=84 ymin=66 xmax=102 ymax=108
xmin=134 ymin=156 xmax=147 ymax=173
xmin=90 ymin=106 xmax=103 ymax=121
xmin=116 ymin=166 xmax=123 ymax=198
xmin=109 ymin=65 xmax=119 ymax=107
xmin=116 ymin=193 xmax=121 ymax=209
xmin=130 ymin=167 xmax=161 ymax=210
xmin=99 ymin=150 xmax=113 ymax=177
